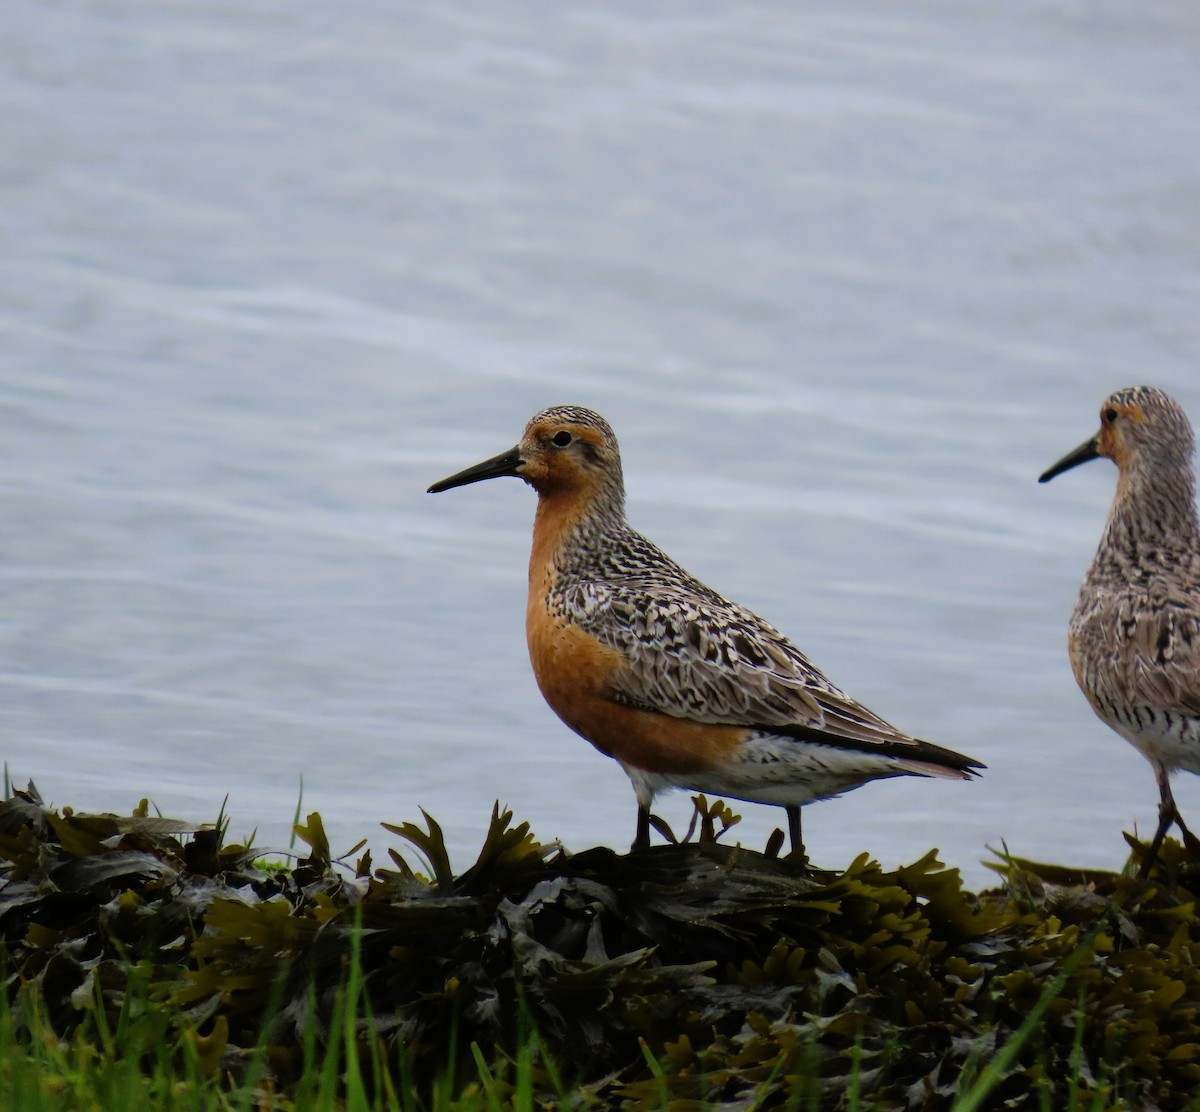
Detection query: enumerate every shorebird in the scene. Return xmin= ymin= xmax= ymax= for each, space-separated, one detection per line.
xmin=1040 ymin=386 xmax=1200 ymax=876
xmin=429 ymin=405 xmax=983 ymax=856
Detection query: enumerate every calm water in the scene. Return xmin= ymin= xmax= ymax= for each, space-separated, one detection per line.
xmin=4 ymin=0 xmax=1200 ymax=887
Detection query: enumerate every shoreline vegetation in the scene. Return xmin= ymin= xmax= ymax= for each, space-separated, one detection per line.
xmin=1 ymin=784 xmax=1199 ymax=1110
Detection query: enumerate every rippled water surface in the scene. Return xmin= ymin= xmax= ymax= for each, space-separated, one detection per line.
xmin=5 ymin=0 xmax=1200 ymax=885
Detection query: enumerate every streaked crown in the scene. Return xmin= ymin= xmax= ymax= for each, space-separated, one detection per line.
xmin=1101 ymin=386 xmax=1195 ymax=473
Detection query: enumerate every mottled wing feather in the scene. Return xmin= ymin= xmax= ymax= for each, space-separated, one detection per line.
xmin=1122 ymin=590 xmax=1200 ymax=717
xmin=569 ymin=577 xmax=921 ymax=749
xmin=1078 ymin=577 xmax=1200 ymax=718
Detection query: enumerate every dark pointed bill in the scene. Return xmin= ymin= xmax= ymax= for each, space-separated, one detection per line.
xmin=1038 ymin=436 xmax=1100 ymax=484
xmin=427 ymin=446 xmax=524 ymax=493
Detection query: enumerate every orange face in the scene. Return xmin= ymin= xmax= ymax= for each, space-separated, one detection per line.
xmin=1094 ymin=397 xmax=1148 ymax=470
xmin=511 ymin=417 xmax=613 ymax=497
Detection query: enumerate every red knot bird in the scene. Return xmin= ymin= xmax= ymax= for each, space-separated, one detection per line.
xmin=1040 ymin=385 xmax=1200 ymax=875
xmin=429 ymin=405 xmax=983 ymax=857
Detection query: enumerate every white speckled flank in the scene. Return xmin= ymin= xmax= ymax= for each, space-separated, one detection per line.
xmin=431 ymin=405 xmax=982 ymax=858
xmin=1041 ymin=386 xmax=1200 ymax=875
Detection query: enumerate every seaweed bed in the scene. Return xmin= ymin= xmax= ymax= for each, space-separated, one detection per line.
xmin=2 ymin=784 xmax=1199 ymax=1109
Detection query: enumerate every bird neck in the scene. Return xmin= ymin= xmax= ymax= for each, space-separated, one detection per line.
xmin=1100 ymin=457 xmax=1200 ymax=560
xmin=528 ymin=481 xmax=626 ymax=588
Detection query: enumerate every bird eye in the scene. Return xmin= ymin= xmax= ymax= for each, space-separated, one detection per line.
xmin=551 ymin=431 xmax=573 ymax=447
xmin=1104 ymin=407 xmax=1119 ymax=423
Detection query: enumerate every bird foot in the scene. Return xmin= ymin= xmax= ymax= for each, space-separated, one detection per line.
xmin=783 ymin=846 xmax=810 ymax=873
xmin=631 ymin=809 xmax=677 ymax=851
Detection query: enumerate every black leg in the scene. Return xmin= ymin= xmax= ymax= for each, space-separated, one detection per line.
xmin=786 ymin=804 xmax=802 ymax=853
xmin=1139 ymin=807 xmax=1173 ymax=878
xmin=1139 ymin=765 xmax=1178 ymax=878
xmin=633 ymin=803 xmax=651 ymax=851
xmin=784 ymin=804 xmax=809 ymax=870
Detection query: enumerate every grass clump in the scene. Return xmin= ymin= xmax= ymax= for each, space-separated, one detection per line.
xmin=2 ymin=783 xmax=1200 ymax=1109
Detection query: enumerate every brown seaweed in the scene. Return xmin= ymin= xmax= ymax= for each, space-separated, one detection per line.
xmin=1 ymin=783 xmax=1199 ymax=1108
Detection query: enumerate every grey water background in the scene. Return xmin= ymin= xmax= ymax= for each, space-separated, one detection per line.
xmin=5 ymin=0 xmax=1200 ymax=888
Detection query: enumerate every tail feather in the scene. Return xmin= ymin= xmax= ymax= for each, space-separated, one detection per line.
xmin=896 ymin=758 xmax=980 ymax=782
xmin=765 ymin=721 xmax=985 ymax=778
